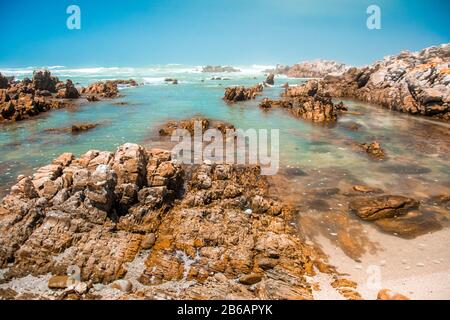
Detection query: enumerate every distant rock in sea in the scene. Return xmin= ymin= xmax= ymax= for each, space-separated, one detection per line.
xmin=268 ymin=60 xmax=349 ymax=78
xmin=202 ymin=65 xmax=240 ymax=73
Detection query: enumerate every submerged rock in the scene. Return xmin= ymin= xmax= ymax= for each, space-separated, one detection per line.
xmin=349 ymin=195 xmax=419 ymax=221
xmin=71 ymin=123 xmax=99 ymax=133
xmin=359 ymin=141 xmax=386 ymax=160
xmin=158 ymin=117 xmax=235 ymax=136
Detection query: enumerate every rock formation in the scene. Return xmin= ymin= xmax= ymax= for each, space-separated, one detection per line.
xmin=159 ymin=118 xmax=235 ymax=136
xmin=0 ymin=70 xmax=139 ymax=123
xmin=269 ymin=60 xmax=349 ymax=78
xmin=265 ymin=73 xmax=275 ymax=85
xmin=349 ymin=195 xmax=419 ymax=221
xmin=0 ymin=143 xmax=333 ymax=300
xmin=202 ymin=66 xmax=240 ymax=73
xmin=320 ymin=43 xmax=450 ymax=120
xmin=223 ymin=84 xmax=264 ymax=103
xmin=258 ymin=80 xmax=338 ymax=122
xmin=80 ymin=81 xmax=120 ymax=98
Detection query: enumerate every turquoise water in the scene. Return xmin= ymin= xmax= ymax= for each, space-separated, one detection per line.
xmin=1 ymin=65 xmax=450 ymax=199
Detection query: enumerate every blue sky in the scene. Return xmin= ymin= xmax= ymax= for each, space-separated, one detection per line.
xmin=0 ymin=0 xmax=448 ymax=67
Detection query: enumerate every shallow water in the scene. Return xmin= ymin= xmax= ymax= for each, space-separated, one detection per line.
xmin=1 ymin=65 xmax=449 ymax=298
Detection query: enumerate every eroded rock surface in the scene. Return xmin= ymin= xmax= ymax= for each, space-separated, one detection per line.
xmin=0 ymin=70 xmax=138 ymax=123
xmin=258 ymin=80 xmax=338 ymax=122
xmin=223 ymin=84 xmax=264 ymax=102
xmin=269 ymin=60 xmax=349 ymax=78
xmin=0 ymin=143 xmax=329 ymax=300
xmin=320 ymin=44 xmax=450 ymax=120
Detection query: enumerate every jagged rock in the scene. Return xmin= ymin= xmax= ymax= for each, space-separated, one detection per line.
xmin=223 ymin=84 xmax=264 ymax=102
xmin=64 ymin=80 xmax=80 ymax=99
xmin=32 ymin=70 xmax=59 ymax=92
xmin=258 ymin=80 xmax=338 ymax=122
xmin=265 ymin=73 xmax=275 ymax=85
xmin=320 ymin=43 xmax=450 ymax=120
xmin=269 ymin=60 xmax=348 ymax=78
xmin=349 ymin=195 xmax=419 ymax=221
xmin=80 ymin=81 xmax=119 ymax=98
xmin=86 ymin=94 xmax=99 ymax=102
xmin=360 ymin=141 xmax=386 ymax=159
xmin=0 ymin=73 xmax=9 ymax=89
xmin=0 ymin=144 xmax=332 ymax=299
xmin=159 ymin=117 xmax=235 ymax=136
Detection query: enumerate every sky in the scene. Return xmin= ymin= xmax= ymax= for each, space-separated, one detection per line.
xmin=0 ymin=0 xmax=449 ymax=67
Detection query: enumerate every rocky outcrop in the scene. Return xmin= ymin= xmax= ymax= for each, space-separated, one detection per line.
xmin=359 ymin=141 xmax=386 ymax=160
xmin=269 ymin=60 xmax=348 ymax=78
xmin=0 ymin=78 xmax=73 ymax=122
xmin=202 ymin=65 xmax=240 ymax=73
xmin=64 ymin=80 xmax=80 ymax=99
xmin=265 ymin=73 xmax=275 ymax=85
xmin=320 ymin=44 xmax=450 ymax=120
xmin=0 ymin=70 xmax=138 ymax=123
xmin=223 ymin=84 xmax=264 ymax=103
xmin=159 ymin=117 xmax=235 ymax=136
xmin=0 ymin=73 xmax=8 ymax=89
xmin=80 ymin=81 xmax=119 ymax=98
xmin=32 ymin=70 xmax=59 ymax=93
xmin=0 ymin=143 xmax=330 ymax=300
xmin=258 ymin=80 xmax=338 ymax=122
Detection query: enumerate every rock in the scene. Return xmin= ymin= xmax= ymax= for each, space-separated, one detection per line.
xmin=73 ymin=282 xmax=89 ymax=294
xmin=32 ymin=70 xmax=59 ymax=92
xmin=202 ymin=65 xmax=240 ymax=73
xmin=81 ymin=81 xmax=119 ymax=98
xmin=48 ymin=275 xmax=74 ymax=289
xmin=86 ymin=94 xmax=99 ymax=102
xmin=141 ymin=233 xmax=156 ymax=249
xmin=360 ymin=141 xmax=386 ymax=159
xmin=349 ymin=195 xmax=419 ymax=221
xmin=85 ymin=164 xmax=117 ymax=213
xmin=0 ymin=73 xmax=9 ymax=89
xmin=0 ymin=143 xmax=326 ymax=300
xmin=265 ymin=73 xmax=275 ymax=85
xmin=377 ymin=289 xmax=409 ymax=300
xmin=110 ymin=279 xmax=133 ymax=293
xmin=352 ymin=185 xmax=383 ymax=194
xmin=71 ymin=123 xmax=99 ymax=133
xmin=223 ymin=84 xmax=264 ymax=103
xmin=260 ymin=80 xmax=338 ymax=122
xmin=239 ymin=273 xmax=263 ymax=285
xmin=318 ymin=43 xmax=450 ymax=120
xmin=269 ymin=60 xmax=348 ymax=78
xmin=158 ymin=117 xmax=234 ymax=137
xmin=64 ymin=80 xmax=80 ymax=99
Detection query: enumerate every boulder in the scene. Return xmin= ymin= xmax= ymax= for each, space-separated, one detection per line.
xmin=349 ymin=195 xmax=419 ymax=221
